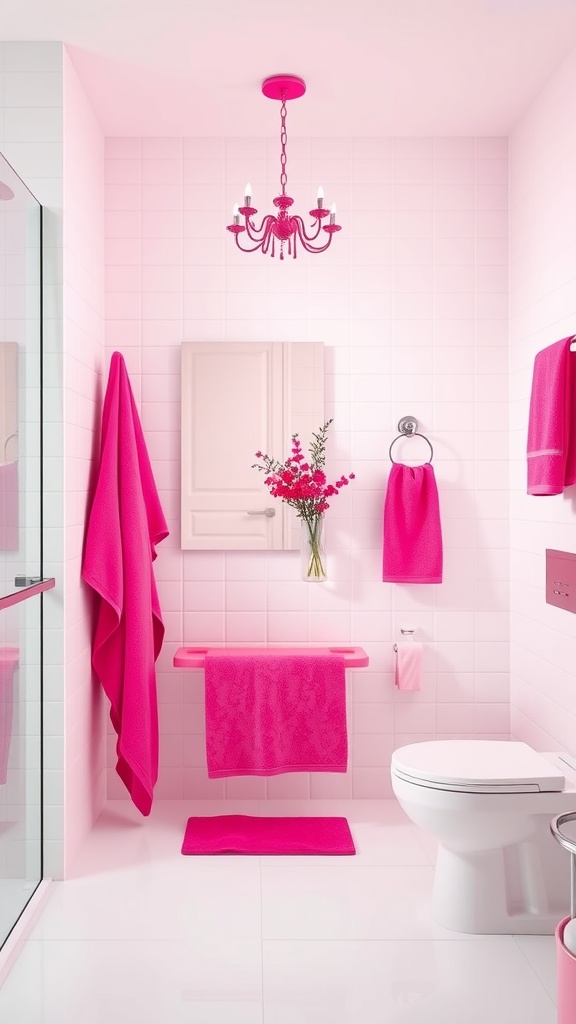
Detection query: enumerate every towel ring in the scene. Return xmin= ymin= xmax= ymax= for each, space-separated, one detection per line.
xmin=389 ymin=416 xmax=433 ymax=465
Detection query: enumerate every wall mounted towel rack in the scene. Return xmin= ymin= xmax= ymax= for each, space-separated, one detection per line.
xmin=389 ymin=416 xmax=433 ymax=465
xmin=173 ymin=646 xmax=369 ymax=669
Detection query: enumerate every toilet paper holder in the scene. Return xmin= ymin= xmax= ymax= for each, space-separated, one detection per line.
xmin=393 ymin=628 xmax=415 ymax=653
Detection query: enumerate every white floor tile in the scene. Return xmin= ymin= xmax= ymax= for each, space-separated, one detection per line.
xmin=262 ymin=939 xmax=556 ymax=1023
xmin=514 ymin=934 xmax=557 ymax=1000
xmin=261 ymin=860 xmax=473 ymax=941
xmin=0 ymin=938 xmax=263 ymax=1024
xmin=29 ymin=856 xmax=263 ymax=941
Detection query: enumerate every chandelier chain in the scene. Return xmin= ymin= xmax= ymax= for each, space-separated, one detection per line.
xmin=280 ymin=94 xmax=288 ymax=195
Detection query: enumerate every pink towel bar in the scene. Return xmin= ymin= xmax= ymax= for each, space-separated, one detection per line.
xmin=173 ymin=646 xmax=369 ymax=669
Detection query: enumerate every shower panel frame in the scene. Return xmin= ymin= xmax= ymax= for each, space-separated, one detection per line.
xmin=0 ymin=166 xmax=50 ymax=955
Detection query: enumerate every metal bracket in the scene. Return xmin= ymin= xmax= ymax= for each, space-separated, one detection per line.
xmin=398 ymin=416 xmax=418 ymax=436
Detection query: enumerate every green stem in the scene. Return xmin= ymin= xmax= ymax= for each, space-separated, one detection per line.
xmin=303 ymin=515 xmax=325 ymax=579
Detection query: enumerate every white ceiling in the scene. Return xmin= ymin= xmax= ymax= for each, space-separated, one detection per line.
xmin=3 ymin=0 xmax=576 ymax=136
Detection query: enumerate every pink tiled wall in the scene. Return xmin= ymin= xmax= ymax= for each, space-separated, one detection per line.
xmin=509 ymin=50 xmax=576 ymax=753
xmin=105 ymin=135 xmax=510 ymax=801
xmin=62 ymin=50 xmax=106 ymax=867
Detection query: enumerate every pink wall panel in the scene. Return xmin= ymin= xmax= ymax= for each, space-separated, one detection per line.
xmin=105 ymin=135 xmax=510 ymax=801
xmin=509 ymin=48 xmax=576 ymax=754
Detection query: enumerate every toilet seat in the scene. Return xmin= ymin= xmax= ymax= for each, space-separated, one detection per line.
xmin=391 ymin=740 xmax=565 ymax=794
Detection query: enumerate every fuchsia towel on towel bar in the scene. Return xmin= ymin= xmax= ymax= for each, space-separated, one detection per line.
xmin=382 ymin=463 xmax=443 ymax=583
xmin=204 ymin=652 xmax=348 ymax=778
xmin=527 ymin=336 xmax=576 ymax=495
xmin=82 ymin=352 xmax=168 ymax=816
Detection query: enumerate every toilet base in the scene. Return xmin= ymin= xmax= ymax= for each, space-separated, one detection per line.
xmin=432 ymin=839 xmax=566 ymax=934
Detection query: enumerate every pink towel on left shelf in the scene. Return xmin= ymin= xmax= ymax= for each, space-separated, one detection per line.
xmin=527 ymin=336 xmax=576 ymax=495
xmin=382 ymin=463 xmax=443 ymax=583
xmin=204 ymin=653 xmax=348 ymax=778
xmin=81 ymin=352 xmax=169 ymax=816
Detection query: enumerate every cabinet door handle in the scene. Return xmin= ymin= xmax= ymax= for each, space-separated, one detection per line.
xmin=246 ymin=508 xmax=276 ymax=517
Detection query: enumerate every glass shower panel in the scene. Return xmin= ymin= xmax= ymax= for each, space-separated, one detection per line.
xmin=0 ymin=155 xmax=41 ymax=600
xmin=0 ymin=152 xmax=43 ymax=949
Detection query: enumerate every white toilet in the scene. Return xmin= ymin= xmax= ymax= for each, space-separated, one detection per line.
xmin=391 ymin=739 xmax=576 ymax=934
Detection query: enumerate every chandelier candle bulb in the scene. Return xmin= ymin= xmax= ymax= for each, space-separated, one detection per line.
xmin=244 ymin=183 xmax=252 ymax=206
xmin=233 ymin=203 xmax=240 ymax=226
xmin=317 ymin=186 xmax=324 ymax=208
xmin=330 ymin=203 xmax=337 ymax=225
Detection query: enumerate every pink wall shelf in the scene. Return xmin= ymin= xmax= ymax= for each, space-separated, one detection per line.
xmin=173 ymin=646 xmax=369 ymax=669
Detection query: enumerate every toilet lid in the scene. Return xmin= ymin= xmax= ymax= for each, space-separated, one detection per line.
xmin=391 ymin=740 xmax=565 ymax=793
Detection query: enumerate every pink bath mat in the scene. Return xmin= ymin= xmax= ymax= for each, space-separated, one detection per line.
xmin=181 ymin=815 xmax=356 ymax=855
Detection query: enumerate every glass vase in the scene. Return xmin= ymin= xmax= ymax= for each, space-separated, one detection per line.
xmin=300 ymin=515 xmax=326 ymax=582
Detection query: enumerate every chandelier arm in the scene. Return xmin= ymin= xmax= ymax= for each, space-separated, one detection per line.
xmin=244 ymin=214 xmax=275 ymax=242
xmin=300 ymin=236 xmax=334 ymax=254
xmin=291 ymin=215 xmax=324 ymax=244
xmin=295 ymin=220 xmax=334 ymax=254
xmin=261 ymin=227 xmax=275 ymax=255
xmin=234 ymin=224 xmax=273 ymax=253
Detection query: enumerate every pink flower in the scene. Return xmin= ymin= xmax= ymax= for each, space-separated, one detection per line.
xmin=251 ymin=420 xmax=354 ymax=522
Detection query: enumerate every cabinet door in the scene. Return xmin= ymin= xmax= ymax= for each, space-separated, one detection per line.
xmin=181 ymin=341 xmax=324 ymax=550
xmin=181 ymin=342 xmax=285 ymax=549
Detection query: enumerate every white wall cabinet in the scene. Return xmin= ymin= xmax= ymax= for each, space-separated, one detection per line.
xmin=181 ymin=341 xmax=324 ymax=550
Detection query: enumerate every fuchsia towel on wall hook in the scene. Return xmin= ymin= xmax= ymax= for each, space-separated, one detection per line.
xmin=81 ymin=352 xmax=169 ymax=816
xmin=527 ymin=335 xmax=576 ymax=495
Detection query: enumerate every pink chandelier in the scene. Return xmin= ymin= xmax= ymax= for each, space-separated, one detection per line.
xmin=226 ymin=74 xmax=341 ymax=260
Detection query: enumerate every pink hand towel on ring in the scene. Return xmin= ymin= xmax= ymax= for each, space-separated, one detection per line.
xmin=383 ymin=463 xmax=443 ymax=583
xmin=395 ymin=643 xmax=423 ymax=692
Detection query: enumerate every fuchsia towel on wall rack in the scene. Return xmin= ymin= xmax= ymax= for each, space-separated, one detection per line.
xmin=204 ymin=652 xmax=348 ymax=778
xmin=527 ymin=336 xmax=576 ymax=495
xmin=382 ymin=463 xmax=443 ymax=583
xmin=81 ymin=352 xmax=169 ymax=816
